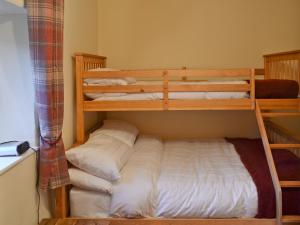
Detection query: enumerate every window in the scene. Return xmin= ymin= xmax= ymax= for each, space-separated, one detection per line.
xmin=0 ymin=12 xmax=37 ymax=170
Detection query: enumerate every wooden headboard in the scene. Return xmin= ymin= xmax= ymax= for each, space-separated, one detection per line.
xmin=264 ymin=50 xmax=300 ymax=94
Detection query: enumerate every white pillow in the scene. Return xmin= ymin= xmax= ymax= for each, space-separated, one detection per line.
xmin=66 ymin=134 xmax=134 ymax=181
xmin=90 ymin=120 xmax=139 ymax=147
xmin=69 ymin=168 xmax=112 ymax=194
xmin=86 ymin=67 xmax=136 ymax=85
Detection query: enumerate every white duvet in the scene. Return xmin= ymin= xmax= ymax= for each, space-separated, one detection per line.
xmin=110 ymin=135 xmax=163 ymax=218
xmin=109 ymin=138 xmax=258 ymax=218
xmin=155 ymin=139 xmax=258 ymax=218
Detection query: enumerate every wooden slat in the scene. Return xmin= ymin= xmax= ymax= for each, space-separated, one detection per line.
xmin=39 ymin=219 xmax=58 ymax=225
xmin=163 ymin=71 xmax=169 ymax=110
xmin=75 ymin=55 xmax=85 ymax=144
xmin=255 ymin=101 xmax=282 ymax=225
xmin=168 ymin=68 xmax=252 ymax=77
xmin=83 ymin=70 xmax=165 ymax=78
xmin=168 ymin=99 xmax=253 ymax=110
xmin=280 ymin=181 xmax=300 ymax=188
xmin=270 ymin=144 xmax=300 ymax=149
xmin=255 ymin=68 xmax=265 ymax=75
xmin=257 ymin=99 xmax=300 ymax=110
xmin=55 ymin=219 xmax=77 ymax=225
xmin=168 ymin=84 xmax=250 ymax=92
xmin=75 ymin=219 xmax=110 ymax=225
xmin=83 ymin=69 xmax=252 ymax=79
xmin=84 ymin=99 xmax=253 ymax=111
xmin=281 ymin=215 xmax=300 ymax=223
xmin=110 ymin=218 xmax=276 ymax=225
xmin=83 ymin=85 xmax=163 ymax=93
xmin=40 ymin=218 xmax=276 ymax=225
xmin=74 ymin=52 xmax=107 ymax=60
xmin=262 ymin=112 xmax=300 ymax=118
xmin=263 ymin=50 xmax=300 ymax=57
xmin=84 ymin=100 xmax=164 ymax=111
xmin=250 ymin=69 xmax=255 ymax=109
xmin=83 ymin=84 xmax=250 ymax=93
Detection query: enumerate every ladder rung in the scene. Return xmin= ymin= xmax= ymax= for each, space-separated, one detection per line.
xmin=262 ymin=112 xmax=300 ymax=118
xmin=282 ymin=215 xmax=300 ymax=223
xmin=270 ymin=144 xmax=300 ymax=149
xmin=280 ymin=181 xmax=300 ymax=188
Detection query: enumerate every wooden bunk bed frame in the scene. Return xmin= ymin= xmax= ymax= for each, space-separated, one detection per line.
xmin=53 ymin=50 xmax=300 ymax=225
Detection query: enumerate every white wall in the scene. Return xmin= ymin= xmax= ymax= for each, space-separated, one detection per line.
xmin=0 ymin=152 xmax=51 ymax=225
xmin=63 ymin=0 xmax=100 ymax=148
xmin=0 ymin=14 xmax=36 ymax=146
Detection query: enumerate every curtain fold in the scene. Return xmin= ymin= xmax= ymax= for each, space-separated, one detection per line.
xmin=26 ymin=0 xmax=69 ymax=190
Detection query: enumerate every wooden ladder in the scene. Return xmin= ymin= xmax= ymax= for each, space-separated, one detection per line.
xmin=255 ymin=99 xmax=300 ymax=225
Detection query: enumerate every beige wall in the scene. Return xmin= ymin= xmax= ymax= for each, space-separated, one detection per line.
xmin=63 ymin=0 xmax=100 ymax=148
xmin=98 ymin=0 xmax=300 ymax=138
xmin=108 ymin=111 xmax=259 ymax=139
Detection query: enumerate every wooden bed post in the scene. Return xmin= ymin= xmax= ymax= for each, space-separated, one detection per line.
xmin=75 ymin=55 xmax=85 ymax=144
xmin=55 ymin=186 xmax=68 ymax=218
xmin=250 ymin=68 xmax=255 ymax=110
xmin=255 ymin=101 xmax=282 ymax=225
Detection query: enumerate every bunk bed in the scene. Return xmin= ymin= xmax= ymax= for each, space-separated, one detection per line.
xmin=53 ymin=50 xmax=300 ymax=225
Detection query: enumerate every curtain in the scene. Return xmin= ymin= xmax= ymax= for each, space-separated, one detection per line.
xmin=26 ymin=0 xmax=69 ymax=190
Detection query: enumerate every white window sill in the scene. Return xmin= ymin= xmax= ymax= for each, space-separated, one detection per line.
xmin=0 ymin=148 xmax=36 ymax=175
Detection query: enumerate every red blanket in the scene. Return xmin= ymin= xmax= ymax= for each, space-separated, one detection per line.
xmin=255 ymin=79 xmax=299 ymax=99
xmin=226 ymin=138 xmax=300 ymax=218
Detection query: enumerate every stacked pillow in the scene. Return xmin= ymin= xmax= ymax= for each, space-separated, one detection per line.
xmin=84 ymin=68 xmax=137 ymax=99
xmin=66 ymin=120 xmax=139 ymax=193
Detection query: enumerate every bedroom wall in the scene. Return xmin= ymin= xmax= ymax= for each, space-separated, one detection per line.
xmin=98 ymin=0 xmax=300 ymax=138
xmin=63 ymin=0 xmax=102 ymax=148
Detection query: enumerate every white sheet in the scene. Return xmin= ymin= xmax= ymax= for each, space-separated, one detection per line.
xmin=110 ymin=135 xmax=163 ymax=218
xmin=155 ymin=139 xmax=258 ymax=218
xmin=90 ymin=81 xmax=249 ymax=101
xmin=70 ymin=187 xmax=111 ymax=218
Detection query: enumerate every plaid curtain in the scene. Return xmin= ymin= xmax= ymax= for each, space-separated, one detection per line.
xmin=26 ymin=0 xmax=70 ymax=190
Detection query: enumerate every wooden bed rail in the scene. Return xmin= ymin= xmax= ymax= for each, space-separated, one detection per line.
xmin=74 ymin=53 xmax=257 ymax=143
xmin=255 ymin=101 xmax=282 ymax=225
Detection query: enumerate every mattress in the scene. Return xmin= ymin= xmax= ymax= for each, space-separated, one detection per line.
xmin=85 ymin=81 xmax=249 ymax=100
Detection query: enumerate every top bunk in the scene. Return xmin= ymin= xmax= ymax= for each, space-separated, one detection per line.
xmin=74 ymin=50 xmax=300 ymax=112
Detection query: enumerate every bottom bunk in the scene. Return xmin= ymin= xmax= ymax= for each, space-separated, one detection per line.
xmin=63 ymin=120 xmax=300 ymax=222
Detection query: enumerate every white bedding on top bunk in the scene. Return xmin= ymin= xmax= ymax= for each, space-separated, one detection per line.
xmin=70 ymin=137 xmax=258 ymax=218
xmin=85 ymin=80 xmax=249 ymax=100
